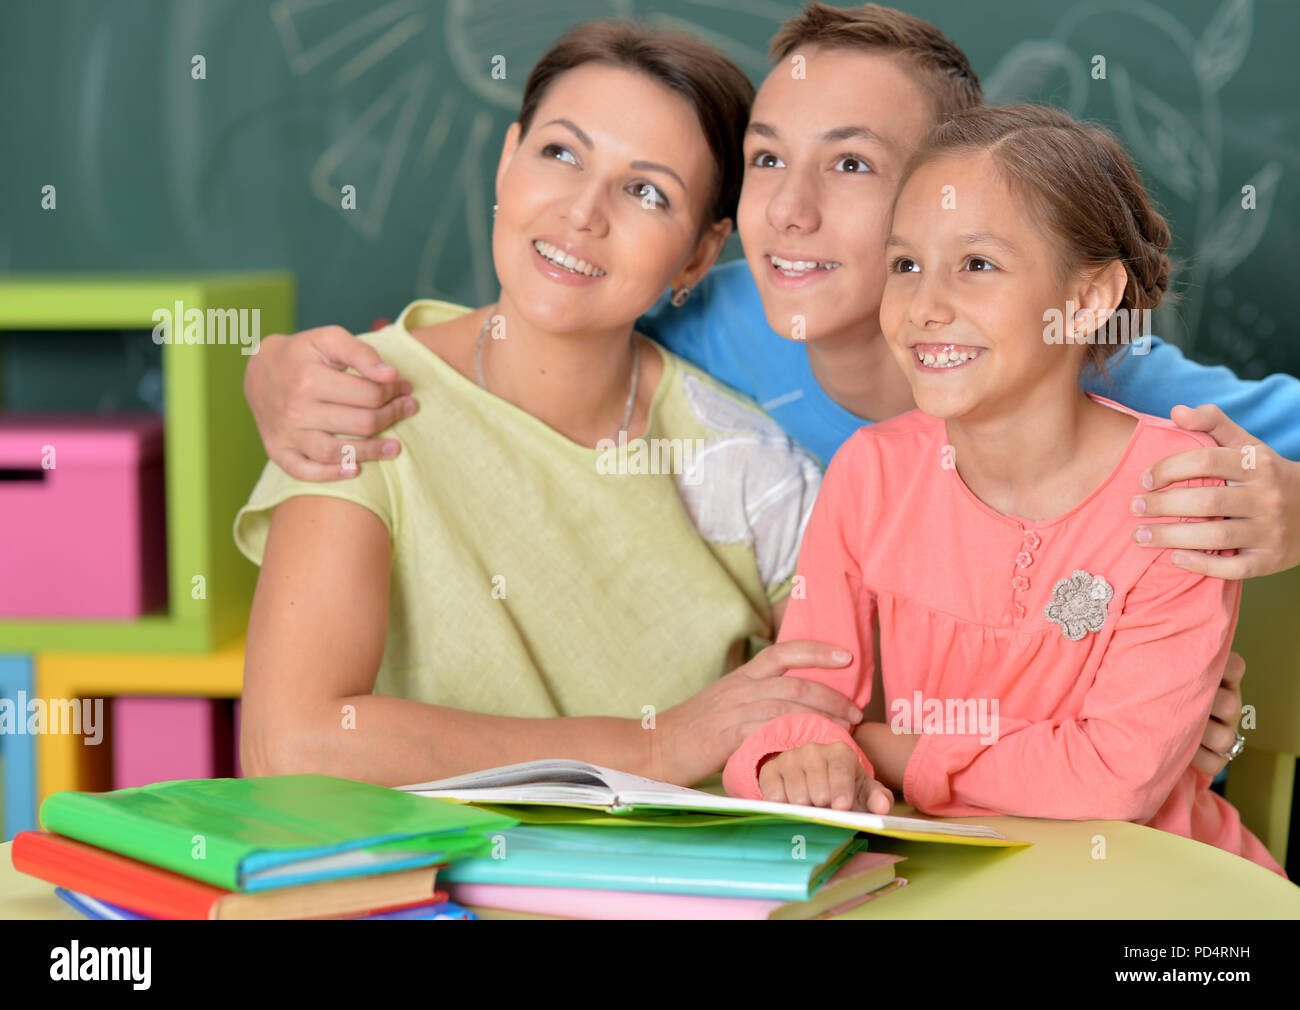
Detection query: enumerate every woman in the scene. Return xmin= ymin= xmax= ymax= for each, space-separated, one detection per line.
xmin=235 ymin=21 xmax=859 ymax=790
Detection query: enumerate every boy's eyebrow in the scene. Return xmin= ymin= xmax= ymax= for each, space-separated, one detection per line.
xmin=820 ymin=124 xmax=890 ymax=148
xmin=746 ymin=121 xmax=892 ymax=149
xmin=540 ymin=119 xmax=685 ymax=191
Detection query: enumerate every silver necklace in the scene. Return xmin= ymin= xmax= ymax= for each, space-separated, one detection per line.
xmin=474 ymin=305 xmax=640 ymax=437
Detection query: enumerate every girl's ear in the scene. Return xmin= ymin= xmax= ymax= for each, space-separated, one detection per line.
xmin=1072 ymin=259 xmax=1129 ymax=340
xmin=671 ymin=217 xmax=733 ymax=294
xmin=494 ymin=122 xmax=523 ymax=208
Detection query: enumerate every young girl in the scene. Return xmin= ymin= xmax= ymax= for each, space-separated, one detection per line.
xmin=722 ymin=104 xmax=1286 ymax=878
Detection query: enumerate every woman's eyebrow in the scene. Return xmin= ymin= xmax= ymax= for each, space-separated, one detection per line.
xmin=543 ymin=118 xmax=593 ymax=149
xmin=629 ymin=160 xmax=685 ymax=191
xmin=540 ymin=119 xmax=685 ymax=191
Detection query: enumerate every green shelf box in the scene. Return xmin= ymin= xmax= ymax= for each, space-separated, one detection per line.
xmin=0 ymin=273 xmax=294 ymax=652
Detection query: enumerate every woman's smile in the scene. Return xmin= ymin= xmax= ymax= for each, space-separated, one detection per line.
xmin=530 ymin=236 xmax=608 ymax=286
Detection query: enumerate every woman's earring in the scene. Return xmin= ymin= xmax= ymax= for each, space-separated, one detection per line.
xmin=492 ymin=203 xmax=498 ymax=218
xmin=670 ymin=286 xmax=691 ymax=307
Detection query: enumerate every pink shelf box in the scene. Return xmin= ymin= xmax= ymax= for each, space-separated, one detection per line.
xmin=0 ymin=414 xmax=166 ymax=618
xmin=111 ymin=697 xmax=234 ymax=788
xmin=233 ymin=699 xmax=243 ymax=778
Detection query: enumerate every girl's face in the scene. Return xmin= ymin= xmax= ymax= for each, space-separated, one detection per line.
xmin=879 ymin=150 xmax=1088 ymax=422
xmin=493 ymin=63 xmax=730 ymax=335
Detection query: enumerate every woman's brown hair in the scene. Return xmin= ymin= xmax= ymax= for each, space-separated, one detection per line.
xmin=899 ymin=104 xmax=1172 ymax=388
xmin=516 ymin=21 xmax=754 ymax=226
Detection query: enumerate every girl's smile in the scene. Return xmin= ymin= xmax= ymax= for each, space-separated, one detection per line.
xmin=910 ymin=342 xmax=987 ymax=372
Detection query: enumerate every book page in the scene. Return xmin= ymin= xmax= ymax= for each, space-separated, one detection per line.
xmin=398 ymin=759 xmax=617 ymax=805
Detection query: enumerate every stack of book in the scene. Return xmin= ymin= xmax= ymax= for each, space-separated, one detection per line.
xmin=438 ymin=821 xmax=906 ymax=919
xmin=396 ymin=760 xmax=1024 ymax=920
xmin=13 ymin=774 xmax=517 ymax=919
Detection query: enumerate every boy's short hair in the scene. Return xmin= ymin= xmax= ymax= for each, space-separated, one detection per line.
xmin=768 ymin=2 xmax=983 ymax=124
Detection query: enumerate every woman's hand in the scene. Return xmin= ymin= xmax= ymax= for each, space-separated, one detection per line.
xmin=1194 ymin=650 xmax=1246 ymax=779
xmin=244 ymin=326 xmax=418 ymax=481
xmin=651 ymin=640 xmax=864 ymax=787
xmin=756 ymin=741 xmax=894 ymax=813
xmin=1132 ymin=404 xmax=1300 ymax=578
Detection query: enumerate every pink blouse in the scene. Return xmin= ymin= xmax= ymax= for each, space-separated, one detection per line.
xmin=723 ymin=393 xmax=1285 ymax=878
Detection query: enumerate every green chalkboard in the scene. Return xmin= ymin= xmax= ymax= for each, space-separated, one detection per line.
xmin=1 ymin=0 xmax=1296 ymax=382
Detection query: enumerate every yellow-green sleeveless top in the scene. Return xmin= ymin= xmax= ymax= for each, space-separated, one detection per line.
xmin=234 ymin=299 xmax=822 ymax=721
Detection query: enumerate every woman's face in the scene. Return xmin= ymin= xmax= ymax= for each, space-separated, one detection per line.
xmin=493 ymin=63 xmax=730 ymax=335
xmin=878 ymin=150 xmax=1087 ymax=422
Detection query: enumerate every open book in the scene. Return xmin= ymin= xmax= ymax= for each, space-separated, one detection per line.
xmin=400 ymin=759 xmax=1022 ymax=846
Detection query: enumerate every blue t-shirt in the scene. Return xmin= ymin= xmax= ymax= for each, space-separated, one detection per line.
xmin=638 ymin=260 xmax=1300 ymax=467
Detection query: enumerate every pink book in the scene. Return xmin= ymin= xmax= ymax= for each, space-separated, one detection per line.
xmin=112 ymin=697 xmax=234 ymax=788
xmin=446 ymin=851 xmax=905 ymax=919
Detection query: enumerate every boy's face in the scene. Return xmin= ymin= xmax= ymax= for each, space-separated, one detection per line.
xmin=738 ymin=47 xmax=937 ymax=344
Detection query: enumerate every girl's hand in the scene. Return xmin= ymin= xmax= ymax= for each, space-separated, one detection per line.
xmin=652 ymin=640 xmax=864 ymax=787
xmin=756 ymin=742 xmax=894 ymax=813
xmin=1132 ymin=404 xmax=1300 ymax=578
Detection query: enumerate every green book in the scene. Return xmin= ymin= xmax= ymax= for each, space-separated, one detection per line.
xmin=39 ymin=775 xmax=517 ymax=892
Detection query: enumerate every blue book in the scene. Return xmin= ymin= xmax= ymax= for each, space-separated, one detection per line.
xmin=55 ymin=888 xmax=148 ymax=920
xmin=439 ymin=822 xmax=866 ymax=899
xmin=356 ymin=900 xmax=477 ymax=920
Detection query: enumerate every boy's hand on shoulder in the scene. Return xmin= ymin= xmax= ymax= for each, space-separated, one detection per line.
xmin=757 ymin=741 xmax=894 ymax=813
xmin=244 ymin=325 xmax=418 ymax=481
xmin=1135 ymin=404 xmax=1300 ymax=578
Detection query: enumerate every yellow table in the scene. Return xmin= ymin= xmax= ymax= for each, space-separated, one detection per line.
xmin=2 ymin=811 xmax=1296 ymax=919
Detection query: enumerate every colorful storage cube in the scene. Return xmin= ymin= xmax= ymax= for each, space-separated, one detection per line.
xmin=0 ymin=415 xmax=166 ymax=619
xmin=0 ymin=655 xmax=37 ymax=840
xmin=111 ymin=696 xmax=234 ymax=788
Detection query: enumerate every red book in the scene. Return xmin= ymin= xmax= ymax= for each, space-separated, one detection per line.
xmin=13 ymin=831 xmax=440 ymax=920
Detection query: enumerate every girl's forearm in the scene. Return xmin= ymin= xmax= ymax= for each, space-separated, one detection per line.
xmin=244 ymin=693 xmax=649 ymax=787
xmin=853 ymin=722 xmax=917 ymax=793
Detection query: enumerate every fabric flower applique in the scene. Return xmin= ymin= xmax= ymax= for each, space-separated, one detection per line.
xmin=1044 ymin=569 xmax=1113 ymax=641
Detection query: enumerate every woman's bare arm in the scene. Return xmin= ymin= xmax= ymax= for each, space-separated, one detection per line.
xmin=240 ymin=495 xmax=648 ymax=786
